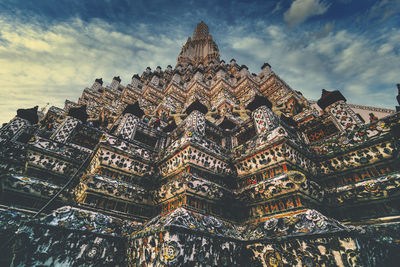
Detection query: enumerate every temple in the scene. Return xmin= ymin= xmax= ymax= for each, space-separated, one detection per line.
xmin=1 ymin=21 xmax=399 ymax=266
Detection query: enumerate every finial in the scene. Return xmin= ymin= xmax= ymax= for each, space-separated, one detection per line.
xmin=193 ymin=21 xmax=209 ymax=40
xmin=261 ymin=62 xmax=271 ymax=70
xmin=95 ymin=78 xmax=103 ymax=85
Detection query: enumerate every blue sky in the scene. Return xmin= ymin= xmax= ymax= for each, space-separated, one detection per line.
xmin=0 ymin=0 xmax=399 ymax=123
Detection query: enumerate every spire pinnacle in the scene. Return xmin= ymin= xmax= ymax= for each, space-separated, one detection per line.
xmin=177 ymin=21 xmax=220 ymax=66
xmin=193 ymin=21 xmax=209 ymax=40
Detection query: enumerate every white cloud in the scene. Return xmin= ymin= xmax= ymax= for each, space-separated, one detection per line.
xmin=368 ymin=0 xmax=400 ymax=22
xmin=377 ymin=43 xmax=393 ymax=55
xmin=231 ymin=37 xmax=264 ymax=50
xmin=0 ymin=17 xmax=185 ymax=124
xmin=220 ymin=21 xmax=400 ymax=108
xmin=284 ymin=0 xmax=330 ymax=28
xmin=0 ymin=16 xmax=398 ymax=125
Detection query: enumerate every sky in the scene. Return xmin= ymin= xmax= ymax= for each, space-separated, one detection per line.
xmin=0 ymin=0 xmax=399 ymax=124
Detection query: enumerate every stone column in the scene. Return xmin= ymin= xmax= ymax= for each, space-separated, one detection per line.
xmin=252 ymin=105 xmax=279 ymax=135
xmin=172 ymin=72 xmax=181 ymax=84
xmin=131 ymin=74 xmax=140 ymax=88
xmin=51 ymin=116 xmax=81 ymax=143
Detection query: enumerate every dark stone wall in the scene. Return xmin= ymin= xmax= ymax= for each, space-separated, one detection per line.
xmin=2 ymin=208 xmax=400 ymax=267
xmin=0 ymin=209 xmax=128 ymax=267
xmin=129 ymin=230 xmax=241 ymax=266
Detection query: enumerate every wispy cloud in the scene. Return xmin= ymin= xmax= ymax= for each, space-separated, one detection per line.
xmin=284 ymin=0 xmax=330 ymax=28
xmin=313 ymin=22 xmax=334 ymax=39
xmin=0 ymin=17 xmax=185 ymax=123
xmin=368 ymin=0 xmax=400 ymax=22
xmin=221 ymin=21 xmax=399 ymax=108
xmin=0 ymin=0 xmax=398 ymax=124
xmin=271 ymin=1 xmax=283 ymax=14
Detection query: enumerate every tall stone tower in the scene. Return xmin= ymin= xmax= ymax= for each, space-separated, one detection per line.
xmin=177 ymin=21 xmax=220 ymax=66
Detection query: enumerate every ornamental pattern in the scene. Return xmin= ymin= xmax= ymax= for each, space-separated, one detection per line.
xmin=0 ymin=21 xmax=399 ymax=266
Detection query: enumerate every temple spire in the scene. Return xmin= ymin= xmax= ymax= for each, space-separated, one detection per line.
xmin=193 ymin=21 xmax=209 ymax=40
xmin=177 ymin=21 xmax=220 ymax=66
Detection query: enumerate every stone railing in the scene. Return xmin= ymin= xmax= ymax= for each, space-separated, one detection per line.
xmin=2 ymin=174 xmax=70 ymax=201
xmin=28 ymin=136 xmax=88 ymax=162
xmin=326 ymin=171 xmax=400 ymax=205
xmin=86 ymin=174 xmax=150 ymax=204
xmin=235 ymin=172 xmax=324 ymax=203
xmin=312 ymin=112 xmax=399 ymax=156
xmin=99 ymin=134 xmax=153 ymax=161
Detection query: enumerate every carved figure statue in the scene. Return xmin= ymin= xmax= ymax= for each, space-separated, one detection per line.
xmin=297 ymin=95 xmax=310 ymax=108
xmin=144 ymin=110 xmax=157 ymax=125
xmin=87 ymin=109 xmax=109 ymax=128
xmin=271 ymin=103 xmax=287 ymax=117
xmin=369 ymin=113 xmax=378 ymax=123
xmin=232 ymin=103 xmax=251 ymax=121
xmin=106 ymin=112 xmax=119 ymax=130
xmin=169 ymin=106 xmax=187 ymax=126
xmin=205 ymin=107 xmax=218 ymax=123
xmin=218 ymin=104 xmax=232 ymax=118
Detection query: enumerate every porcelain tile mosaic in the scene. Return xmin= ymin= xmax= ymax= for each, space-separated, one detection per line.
xmin=1 ymin=21 xmax=399 ymax=266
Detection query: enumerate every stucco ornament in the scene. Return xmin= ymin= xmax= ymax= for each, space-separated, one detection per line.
xmin=264 ymin=250 xmax=283 ymax=267
xmin=162 ymin=241 xmax=179 ymax=262
xmin=264 ymin=217 xmax=279 ymax=231
xmin=287 ymin=170 xmax=306 ymax=184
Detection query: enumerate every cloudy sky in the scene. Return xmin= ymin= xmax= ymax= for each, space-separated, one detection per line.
xmin=0 ymin=0 xmax=399 ymax=123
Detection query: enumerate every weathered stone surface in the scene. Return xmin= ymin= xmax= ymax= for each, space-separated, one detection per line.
xmin=1 ymin=21 xmax=399 ymax=266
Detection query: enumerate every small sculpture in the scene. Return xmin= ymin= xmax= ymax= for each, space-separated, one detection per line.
xmin=87 ymin=109 xmax=109 ymax=128
xmin=369 ymin=113 xmax=378 ymax=123
xmin=169 ymin=106 xmax=187 ymax=126
xmin=205 ymin=107 xmax=218 ymax=123
xmin=271 ymin=103 xmax=287 ymax=117
xmin=232 ymin=102 xmax=251 ymax=121
xmin=219 ymin=105 xmax=230 ymax=117
xmin=297 ymin=95 xmax=310 ymax=108
xmin=106 ymin=112 xmax=119 ymax=130
xmin=143 ymin=110 xmax=157 ymax=125
xmin=160 ymin=110 xmax=168 ymax=121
